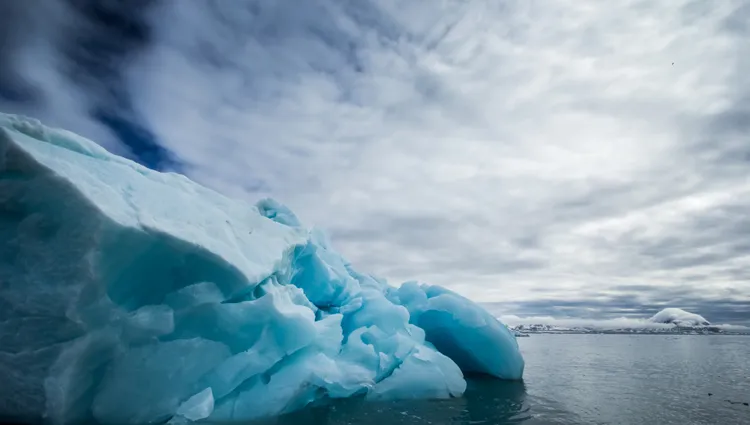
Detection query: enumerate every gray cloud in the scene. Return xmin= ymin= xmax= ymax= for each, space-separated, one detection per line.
xmin=485 ymin=297 xmax=750 ymax=325
xmin=0 ymin=0 xmax=748 ymax=323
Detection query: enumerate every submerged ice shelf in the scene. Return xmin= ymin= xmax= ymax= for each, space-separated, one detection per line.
xmin=0 ymin=114 xmax=524 ymax=425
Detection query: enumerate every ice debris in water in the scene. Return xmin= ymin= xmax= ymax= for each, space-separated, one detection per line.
xmin=0 ymin=113 xmax=524 ymax=425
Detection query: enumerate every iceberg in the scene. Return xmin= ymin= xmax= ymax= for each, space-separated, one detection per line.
xmin=649 ymin=308 xmax=710 ymax=327
xmin=0 ymin=114 xmax=524 ymax=425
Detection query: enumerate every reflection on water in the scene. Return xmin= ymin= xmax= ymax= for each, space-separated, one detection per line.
xmin=240 ymin=376 xmax=539 ymax=425
xmin=461 ymin=377 xmax=531 ymax=424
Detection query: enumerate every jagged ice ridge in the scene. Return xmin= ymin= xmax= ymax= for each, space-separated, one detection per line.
xmin=0 ymin=114 xmax=524 ymax=425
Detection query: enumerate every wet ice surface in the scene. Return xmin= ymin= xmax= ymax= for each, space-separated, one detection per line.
xmin=258 ymin=335 xmax=750 ymax=425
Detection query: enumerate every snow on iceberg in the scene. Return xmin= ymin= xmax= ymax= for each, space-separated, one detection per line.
xmin=649 ymin=308 xmax=710 ymax=327
xmin=0 ymin=114 xmax=524 ymax=425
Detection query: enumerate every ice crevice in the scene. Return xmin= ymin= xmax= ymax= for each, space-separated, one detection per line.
xmin=0 ymin=113 xmax=524 ymax=425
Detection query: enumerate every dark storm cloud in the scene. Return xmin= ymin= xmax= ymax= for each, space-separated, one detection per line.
xmin=0 ymin=2 xmax=44 ymax=103
xmin=0 ymin=0 xmax=180 ymax=170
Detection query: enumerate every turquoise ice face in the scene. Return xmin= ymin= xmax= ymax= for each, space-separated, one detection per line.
xmin=0 ymin=114 xmax=524 ymax=425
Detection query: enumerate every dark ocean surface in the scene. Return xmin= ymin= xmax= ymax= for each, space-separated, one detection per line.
xmin=253 ymin=335 xmax=749 ymax=425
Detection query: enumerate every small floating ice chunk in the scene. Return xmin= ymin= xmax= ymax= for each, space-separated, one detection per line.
xmin=173 ymin=388 xmax=214 ymax=422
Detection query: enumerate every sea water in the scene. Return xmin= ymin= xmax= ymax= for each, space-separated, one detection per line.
xmin=252 ymin=334 xmax=749 ymax=425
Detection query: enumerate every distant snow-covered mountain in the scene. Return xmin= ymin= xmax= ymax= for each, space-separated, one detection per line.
xmin=649 ymin=308 xmax=710 ymax=327
xmin=502 ymin=307 xmax=750 ymax=335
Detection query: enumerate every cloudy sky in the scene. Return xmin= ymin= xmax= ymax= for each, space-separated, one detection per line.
xmin=1 ymin=0 xmax=748 ymax=324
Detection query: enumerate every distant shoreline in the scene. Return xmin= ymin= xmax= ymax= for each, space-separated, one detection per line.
xmin=513 ymin=330 xmax=750 ymax=336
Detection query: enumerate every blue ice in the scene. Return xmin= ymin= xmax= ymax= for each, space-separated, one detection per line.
xmin=0 ymin=114 xmax=524 ymax=425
